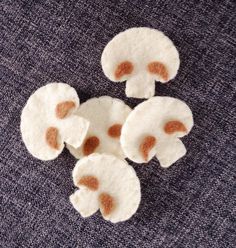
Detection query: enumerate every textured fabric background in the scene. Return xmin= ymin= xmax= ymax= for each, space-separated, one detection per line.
xmin=0 ymin=0 xmax=235 ymax=247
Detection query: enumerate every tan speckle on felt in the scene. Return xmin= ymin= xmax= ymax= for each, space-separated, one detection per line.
xmin=78 ymin=176 xmax=99 ymax=191
xmin=83 ymin=136 xmax=100 ymax=156
xmin=99 ymin=192 xmax=115 ymax=216
xmin=164 ymin=120 xmax=187 ymax=134
xmin=139 ymin=136 xmax=156 ymax=161
xmin=147 ymin=61 xmax=168 ymax=81
xmin=115 ymin=61 xmax=133 ymax=79
xmin=108 ymin=124 xmax=122 ymax=138
xmin=56 ymin=101 xmax=76 ymax=119
xmin=45 ymin=127 xmax=59 ymax=150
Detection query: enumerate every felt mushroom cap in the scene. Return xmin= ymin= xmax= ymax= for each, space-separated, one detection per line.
xmin=67 ymin=96 xmax=131 ymax=159
xmin=70 ymin=153 xmax=141 ymax=223
xmin=20 ymin=83 xmax=89 ymax=160
xmin=120 ymin=97 xmax=193 ymax=167
xmin=101 ymin=27 xmax=180 ymax=99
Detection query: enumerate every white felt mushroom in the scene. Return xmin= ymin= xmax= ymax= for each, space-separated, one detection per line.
xmin=20 ymin=83 xmax=89 ymax=160
xmin=67 ymin=96 xmax=131 ymax=159
xmin=101 ymin=27 xmax=180 ymax=99
xmin=70 ymin=153 xmax=141 ymax=223
xmin=120 ymin=97 xmax=193 ymax=168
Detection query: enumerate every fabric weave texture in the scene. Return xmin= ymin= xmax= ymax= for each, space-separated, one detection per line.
xmin=0 ymin=0 xmax=235 ymax=247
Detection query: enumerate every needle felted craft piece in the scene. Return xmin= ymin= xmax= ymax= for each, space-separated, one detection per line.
xmin=70 ymin=153 xmax=141 ymax=223
xmin=101 ymin=27 xmax=180 ymax=99
xmin=67 ymin=96 xmax=131 ymax=159
xmin=120 ymin=97 xmax=193 ymax=168
xmin=20 ymin=83 xmax=89 ymax=160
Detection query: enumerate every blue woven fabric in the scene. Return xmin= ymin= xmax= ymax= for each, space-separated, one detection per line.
xmin=0 ymin=0 xmax=235 ymax=247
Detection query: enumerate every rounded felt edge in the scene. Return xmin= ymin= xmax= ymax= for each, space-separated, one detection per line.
xmin=106 ymin=176 xmax=141 ymax=223
xmin=71 ymin=153 xmax=141 ymax=223
xmin=72 ymin=153 xmax=127 ymax=185
xmin=21 ymin=82 xmax=80 ymax=118
xmin=124 ymin=96 xmax=194 ymax=134
xmin=101 ymin=27 xmax=180 ymax=82
xmin=120 ymin=96 xmax=194 ymax=164
xmin=156 ymin=138 xmax=187 ymax=168
xmin=67 ymin=96 xmax=132 ymax=160
xmin=66 ymin=143 xmax=81 ymax=159
xmin=20 ymin=82 xmax=80 ymax=161
xmin=25 ymin=82 xmax=80 ymax=109
xmin=20 ymin=110 xmax=65 ymax=161
xmin=69 ymin=189 xmax=99 ymax=218
xmin=78 ymin=95 xmax=132 ymax=113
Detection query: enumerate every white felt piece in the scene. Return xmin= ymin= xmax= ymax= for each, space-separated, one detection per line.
xmin=71 ymin=153 xmax=141 ymax=223
xmin=125 ymin=73 xmax=155 ymax=98
xmin=101 ymin=27 xmax=180 ymax=99
xmin=155 ymin=139 xmax=186 ymax=168
xmin=121 ymin=96 xmax=193 ymax=167
xmin=67 ymin=96 xmax=131 ymax=159
xmin=58 ymin=116 xmax=89 ymax=148
xmin=70 ymin=189 xmax=99 ymax=218
xmin=20 ymin=83 xmax=89 ymax=160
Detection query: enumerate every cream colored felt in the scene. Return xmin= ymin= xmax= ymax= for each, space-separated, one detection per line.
xmin=101 ymin=27 xmax=180 ymax=99
xmin=120 ymin=97 xmax=193 ymax=167
xmin=70 ymin=153 xmax=141 ymax=223
xmin=70 ymin=189 xmax=99 ymax=218
xmin=67 ymin=96 xmax=131 ymax=159
xmin=20 ymin=83 xmax=89 ymax=160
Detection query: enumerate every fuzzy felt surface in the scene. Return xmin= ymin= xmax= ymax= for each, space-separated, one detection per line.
xmin=20 ymin=83 xmax=89 ymax=160
xmin=121 ymin=97 xmax=193 ymax=167
xmin=0 ymin=0 xmax=235 ymax=247
xmin=67 ymin=96 xmax=131 ymax=159
xmin=101 ymin=27 xmax=180 ymax=98
xmin=70 ymin=154 xmax=141 ymax=223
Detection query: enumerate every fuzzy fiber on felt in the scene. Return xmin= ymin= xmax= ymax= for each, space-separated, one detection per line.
xmin=70 ymin=153 xmax=141 ymax=223
xmin=67 ymin=96 xmax=131 ymax=159
xmin=121 ymin=96 xmax=193 ymax=167
xmin=1 ymin=1 xmax=235 ymax=247
xmin=101 ymin=27 xmax=180 ymax=99
xmin=20 ymin=83 xmax=89 ymax=160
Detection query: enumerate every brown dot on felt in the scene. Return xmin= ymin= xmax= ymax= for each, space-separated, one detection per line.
xmin=78 ymin=176 xmax=99 ymax=191
xmin=139 ymin=136 xmax=156 ymax=161
xmin=83 ymin=136 xmax=100 ymax=156
xmin=99 ymin=193 xmax=115 ymax=216
xmin=164 ymin=120 xmax=187 ymax=134
xmin=147 ymin=61 xmax=169 ymax=81
xmin=55 ymin=101 xmax=76 ymax=119
xmin=45 ymin=127 xmax=59 ymax=150
xmin=108 ymin=124 xmax=122 ymax=138
xmin=115 ymin=61 xmax=133 ymax=79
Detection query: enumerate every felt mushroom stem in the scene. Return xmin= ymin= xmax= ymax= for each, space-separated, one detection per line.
xmin=125 ymin=74 xmax=155 ymax=98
